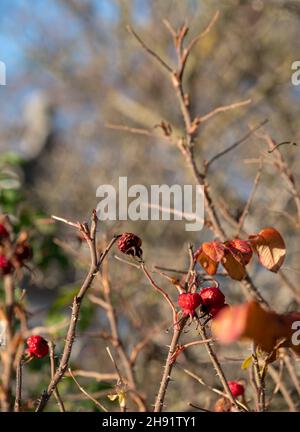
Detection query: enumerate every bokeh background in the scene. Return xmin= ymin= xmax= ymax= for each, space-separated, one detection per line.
xmin=0 ymin=0 xmax=300 ymax=411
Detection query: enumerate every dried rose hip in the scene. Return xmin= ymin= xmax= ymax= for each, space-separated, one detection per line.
xmin=118 ymin=232 xmax=143 ymax=258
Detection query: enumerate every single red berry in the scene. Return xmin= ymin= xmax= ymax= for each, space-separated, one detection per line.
xmin=0 ymin=255 xmax=12 ymax=275
xmin=200 ymin=286 xmax=225 ymax=312
xmin=0 ymin=224 xmax=9 ymax=240
xmin=26 ymin=336 xmax=49 ymax=359
xmin=228 ymin=381 xmax=245 ymax=398
xmin=118 ymin=232 xmax=143 ymax=258
xmin=178 ymin=292 xmax=202 ymax=319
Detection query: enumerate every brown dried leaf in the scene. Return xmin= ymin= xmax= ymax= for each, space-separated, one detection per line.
xmin=249 ymin=227 xmax=286 ymax=273
xmin=222 ymin=250 xmax=247 ymax=281
xmin=225 ymin=239 xmax=253 ymax=266
xmin=196 ymin=249 xmax=218 ymax=275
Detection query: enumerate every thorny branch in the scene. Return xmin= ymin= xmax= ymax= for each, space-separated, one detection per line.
xmin=35 ymin=212 xmax=119 ymax=411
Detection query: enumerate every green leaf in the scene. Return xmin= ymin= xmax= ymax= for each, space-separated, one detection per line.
xmin=0 ymin=152 xmax=24 ymax=167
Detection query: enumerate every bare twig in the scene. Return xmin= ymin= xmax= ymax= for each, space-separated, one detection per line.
xmin=126 ymin=25 xmax=173 ymax=73
xmin=236 ymin=159 xmax=263 ymax=236
xmin=14 ymin=359 xmax=23 ymax=412
xmin=268 ymin=141 xmax=297 ymax=153
xmin=252 ymin=345 xmax=265 ymax=411
xmin=256 ymin=132 xmax=300 ymax=225
xmin=283 ymin=353 xmax=300 ymax=397
xmin=188 ymin=402 xmax=211 ymax=412
xmin=204 ymin=119 xmax=268 ymax=172
xmin=106 ymin=347 xmax=127 ymax=413
xmin=178 ymin=10 xmax=220 ymax=79
xmin=23 ymin=320 xmax=69 ymax=338
xmin=197 ymin=326 xmax=245 ymax=411
xmin=51 ymin=215 xmax=80 ymax=228
xmin=249 ymin=363 xmax=260 ymax=411
xmin=48 ymin=342 xmax=65 ymax=412
xmin=114 ymin=254 xmax=141 ymax=268
xmin=106 ymin=347 xmax=124 ymax=384
xmin=106 ymin=123 xmax=173 ymax=144
xmin=199 ymin=99 xmax=251 ymax=123
xmin=66 ymin=370 xmax=118 ymax=382
xmin=88 ymin=294 xmax=110 ymax=311
xmin=141 ymin=263 xmax=177 ymax=324
xmin=268 ymin=365 xmax=298 ymax=412
xmin=153 ymin=317 xmax=187 ymax=412
xmin=68 ymin=368 xmax=108 ymax=412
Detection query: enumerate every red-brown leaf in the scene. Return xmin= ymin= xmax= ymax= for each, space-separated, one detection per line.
xmin=222 ymin=250 xmax=247 ymax=281
xmin=202 ymin=241 xmax=226 ymax=263
xmin=225 ymin=239 xmax=253 ymax=266
xmin=196 ymin=249 xmax=218 ymax=275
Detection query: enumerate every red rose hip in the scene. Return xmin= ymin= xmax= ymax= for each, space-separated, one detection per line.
xmin=178 ymin=292 xmax=202 ymax=319
xmin=228 ymin=381 xmax=245 ymax=398
xmin=26 ymin=336 xmax=49 ymax=359
xmin=200 ymin=286 xmax=225 ymax=307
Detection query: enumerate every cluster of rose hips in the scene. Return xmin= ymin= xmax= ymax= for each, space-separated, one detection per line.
xmin=117 ymin=233 xmax=245 ymax=408
xmin=117 ymin=232 xmax=228 ymax=322
xmin=178 ymin=285 xmax=228 ymax=321
xmin=0 ymin=220 xmax=32 ymax=276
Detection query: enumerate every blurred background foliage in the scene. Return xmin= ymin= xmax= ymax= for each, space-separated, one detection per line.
xmin=1 ymin=0 xmax=300 ymax=411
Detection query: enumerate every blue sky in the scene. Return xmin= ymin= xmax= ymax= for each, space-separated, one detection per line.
xmin=0 ymin=0 xmax=200 ymax=76
xmin=0 ymin=0 xmax=121 ymax=75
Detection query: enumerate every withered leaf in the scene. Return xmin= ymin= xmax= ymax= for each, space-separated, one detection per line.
xmin=249 ymin=227 xmax=286 ymax=273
